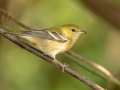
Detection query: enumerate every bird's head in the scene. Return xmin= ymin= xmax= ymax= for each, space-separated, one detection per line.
xmin=60 ymin=24 xmax=86 ymax=42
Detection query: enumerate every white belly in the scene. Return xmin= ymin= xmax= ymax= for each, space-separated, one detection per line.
xmin=37 ymin=39 xmax=68 ymax=58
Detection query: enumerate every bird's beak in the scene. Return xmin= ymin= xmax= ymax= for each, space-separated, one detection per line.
xmin=79 ymin=30 xmax=87 ymax=34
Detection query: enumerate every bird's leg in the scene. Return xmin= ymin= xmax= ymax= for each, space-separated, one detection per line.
xmin=52 ymin=58 xmax=68 ymax=72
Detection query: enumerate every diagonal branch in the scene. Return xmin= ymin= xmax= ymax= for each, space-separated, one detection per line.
xmin=0 ymin=27 xmax=105 ymax=90
xmin=66 ymin=51 xmax=120 ymax=86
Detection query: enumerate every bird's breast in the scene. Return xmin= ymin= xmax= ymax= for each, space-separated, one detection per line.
xmin=20 ymin=35 xmax=70 ymax=57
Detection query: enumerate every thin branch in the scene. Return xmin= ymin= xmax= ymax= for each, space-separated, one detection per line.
xmin=67 ymin=51 xmax=120 ymax=86
xmin=0 ymin=28 xmax=105 ymax=90
xmin=65 ymin=52 xmax=105 ymax=80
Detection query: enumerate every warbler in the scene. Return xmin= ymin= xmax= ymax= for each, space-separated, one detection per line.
xmin=0 ymin=8 xmax=86 ymax=59
xmin=19 ymin=24 xmax=86 ymax=59
xmin=0 ymin=8 xmax=87 ymax=71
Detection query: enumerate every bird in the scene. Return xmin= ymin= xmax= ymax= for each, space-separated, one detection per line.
xmin=0 ymin=8 xmax=86 ymax=71
xmin=17 ymin=24 xmax=86 ymax=71
xmin=19 ymin=24 xmax=86 ymax=59
xmin=0 ymin=9 xmax=86 ymax=58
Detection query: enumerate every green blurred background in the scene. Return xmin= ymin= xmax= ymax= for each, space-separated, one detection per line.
xmin=0 ymin=0 xmax=120 ymax=90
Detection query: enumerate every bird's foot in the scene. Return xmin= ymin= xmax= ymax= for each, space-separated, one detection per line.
xmin=61 ymin=63 xmax=68 ymax=72
xmin=52 ymin=59 xmax=68 ymax=72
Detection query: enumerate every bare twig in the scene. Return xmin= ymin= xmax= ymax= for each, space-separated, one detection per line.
xmin=67 ymin=51 xmax=120 ymax=86
xmin=0 ymin=28 xmax=105 ymax=90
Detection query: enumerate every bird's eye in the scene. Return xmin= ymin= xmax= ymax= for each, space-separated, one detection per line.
xmin=71 ymin=28 xmax=76 ymax=32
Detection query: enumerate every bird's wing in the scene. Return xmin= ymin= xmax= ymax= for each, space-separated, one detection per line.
xmin=21 ymin=30 xmax=68 ymax=42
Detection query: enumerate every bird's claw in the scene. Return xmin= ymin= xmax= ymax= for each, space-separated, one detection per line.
xmin=52 ymin=59 xmax=68 ymax=72
xmin=62 ymin=63 xmax=68 ymax=72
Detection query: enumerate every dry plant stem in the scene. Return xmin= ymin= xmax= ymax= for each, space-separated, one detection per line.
xmin=65 ymin=53 xmax=105 ymax=80
xmin=0 ymin=28 xmax=105 ymax=90
xmin=67 ymin=51 xmax=120 ymax=86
